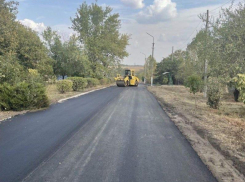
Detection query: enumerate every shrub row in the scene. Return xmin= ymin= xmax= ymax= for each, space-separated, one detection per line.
xmin=68 ymin=77 xmax=88 ymax=91
xmin=0 ymin=82 xmax=49 ymax=111
xmin=57 ymin=77 xmax=114 ymax=93
xmin=56 ymin=80 xmax=73 ymax=93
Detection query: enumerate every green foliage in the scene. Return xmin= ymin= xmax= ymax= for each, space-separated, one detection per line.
xmin=0 ymin=55 xmax=25 ymax=84
xmin=99 ymin=78 xmax=107 ymax=85
xmin=71 ymin=2 xmax=129 ymax=78
xmin=154 ymin=2 xmax=245 ymax=88
xmin=56 ymin=80 xmax=73 ymax=93
xmin=99 ymin=78 xmax=114 ymax=85
xmin=162 ymin=77 xmax=168 ymax=84
xmin=207 ymin=79 xmax=222 ymax=109
xmin=0 ymin=0 xmax=54 ymax=84
xmin=28 ymin=69 xmax=43 ymax=84
xmin=0 ymin=82 xmax=49 ymax=111
xmin=108 ymin=78 xmax=115 ymax=83
xmin=232 ymin=74 xmax=245 ymax=103
xmin=185 ymin=75 xmax=203 ymax=95
xmin=155 ymin=50 xmax=184 ymax=85
xmin=0 ymin=0 xmax=129 ymax=111
xmin=42 ymin=27 xmax=91 ymax=78
xmin=68 ymin=77 xmax=88 ymax=91
xmin=144 ymin=56 xmax=157 ymax=84
xmin=86 ymin=78 xmax=100 ymax=88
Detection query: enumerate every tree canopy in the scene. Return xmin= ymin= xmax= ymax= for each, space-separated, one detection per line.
xmin=71 ymin=2 xmax=129 ymax=78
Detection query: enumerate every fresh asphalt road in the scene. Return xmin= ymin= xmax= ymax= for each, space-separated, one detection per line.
xmin=0 ymin=84 xmax=217 ymax=182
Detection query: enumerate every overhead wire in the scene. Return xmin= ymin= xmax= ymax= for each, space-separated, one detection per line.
xmin=210 ymin=0 xmax=235 ymax=12
xmin=178 ymin=0 xmax=238 ymax=51
xmin=177 ymin=20 xmax=204 ymax=50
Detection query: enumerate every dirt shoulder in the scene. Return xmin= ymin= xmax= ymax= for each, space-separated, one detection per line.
xmin=0 ymin=84 xmax=113 ymax=123
xmin=148 ymin=85 xmax=245 ymax=182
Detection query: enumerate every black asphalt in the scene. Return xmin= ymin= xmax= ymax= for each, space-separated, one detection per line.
xmin=0 ymin=85 xmax=217 ymax=182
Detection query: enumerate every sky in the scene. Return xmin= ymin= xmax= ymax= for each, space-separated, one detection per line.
xmin=13 ymin=0 xmax=235 ymax=65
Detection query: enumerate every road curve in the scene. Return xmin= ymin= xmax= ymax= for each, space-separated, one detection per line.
xmin=0 ymin=85 xmax=217 ymax=182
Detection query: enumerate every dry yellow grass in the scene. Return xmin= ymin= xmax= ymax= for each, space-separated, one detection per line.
xmin=148 ymin=85 xmax=245 ymax=176
xmin=46 ymin=84 xmax=82 ymax=104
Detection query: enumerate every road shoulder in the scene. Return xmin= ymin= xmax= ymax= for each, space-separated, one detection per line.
xmin=148 ymin=86 xmax=245 ymax=182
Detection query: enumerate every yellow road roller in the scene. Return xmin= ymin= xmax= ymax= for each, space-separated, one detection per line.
xmin=114 ymin=74 xmax=121 ymax=81
xmin=116 ymin=69 xmax=139 ymax=87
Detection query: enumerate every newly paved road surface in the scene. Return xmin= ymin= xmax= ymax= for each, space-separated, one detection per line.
xmin=0 ymin=85 xmax=217 ymax=182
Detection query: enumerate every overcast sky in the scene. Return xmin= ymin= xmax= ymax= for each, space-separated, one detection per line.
xmin=14 ymin=0 xmax=234 ymax=65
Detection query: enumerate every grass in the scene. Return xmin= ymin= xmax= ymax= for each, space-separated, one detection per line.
xmin=46 ymin=84 xmax=82 ymax=104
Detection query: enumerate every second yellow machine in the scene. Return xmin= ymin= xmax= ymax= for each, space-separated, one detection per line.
xmin=116 ymin=69 xmax=139 ymax=87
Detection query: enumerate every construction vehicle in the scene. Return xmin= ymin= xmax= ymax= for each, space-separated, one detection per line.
xmin=114 ymin=74 xmax=121 ymax=81
xmin=116 ymin=69 xmax=139 ymax=87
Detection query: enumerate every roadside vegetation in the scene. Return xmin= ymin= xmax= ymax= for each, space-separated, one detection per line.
xmin=148 ymin=85 xmax=245 ymax=181
xmin=153 ymin=1 xmax=245 ymax=109
xmin=149 ymin=86 xmax=245 ymax=178
xmin=148 ymin=1 xmax=245 ymax=178
xmin=0 ymin=0 xmax=129 ymax=112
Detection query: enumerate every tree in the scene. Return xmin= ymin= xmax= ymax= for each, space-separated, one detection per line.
xmin=0 ymin=0 xmax=19 ymax=56
xmin=71 ymin=2 xmax=129 ymax=78
xmin=42 ymin=27 xmax=91 ymax=79
xmin=185 ymin=75 xmax=203 ymax=108
xmin=232 ymin=74 xmax=245 ymax=103
xmin=0 ymin=0 xmax=53 ymax=82
xmin=144 ymin=56 xmax=156 ymax=83
xmin=155 ymin=52 xmax=182 ymax=85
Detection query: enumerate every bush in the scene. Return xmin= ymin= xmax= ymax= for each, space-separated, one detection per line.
xmin=68 ymin=77 xmax=88 ymax=91
xmin=232 ymin=74 xmax=245 ymax=103
xmin=0 ymin=82 xmax=49 ymax=111
xmin=207 ymin=79 xmax=222 ymax=109
xmin=56 ymin=80 xmax=73 ymax=93
xmin=162 ymin=77 xmax=168 ymax=84
xmin=108 ymin=78 xmax=115 ymax=84
xmin=99 ymin=78 xmax=109 ymax=85
xmin=185 ymin=75 xmax=203 ymax=107
xmin=185 ymin=75 xmax=203 ymax=94
xmin=86 ymin=78 xmax=100 ymax=88
xmin=28 ymin=69 xmax=43 ymax=84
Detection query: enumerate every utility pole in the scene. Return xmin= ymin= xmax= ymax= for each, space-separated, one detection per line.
xmin=171 ymin=46 xmax=174 ymax=61
xmin=204 ymin=10 xmax=209 ymax=98
xmin=147 ymin=32 xmax=155 ymax=86
xmin=141 ymin=52 xmax=147 ymax=84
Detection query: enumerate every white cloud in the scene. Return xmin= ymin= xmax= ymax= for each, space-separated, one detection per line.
xmin=137 ymin=0 xmax=177 ymax=24
xmin=19 ymin=19 xmax=46 ymax=33
xmin=52 ymin=24 xmax=75 ymax=41
xmin=120 ymin=5 xmax=220 ymax=65
xmin=120 ymin=0 xmax=144 ymax=9
xmin=19 ymin=19 xmax=75 ymax=41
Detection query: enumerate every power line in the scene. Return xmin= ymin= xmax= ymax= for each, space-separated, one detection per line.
xmin=210 ymin=0 xmax=235 ymax=12
xmin=175 ymin=1 xmax=243 ymax=52
xmin=210 ymin=1 xmax=242 ymax=19
xmin=178 ymin=20 xmax=204 ymax=50
xmin=178 ymin=1 xmax=240 ymax=50
xmin=185 ymin=21 xmax=203 ymax=42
